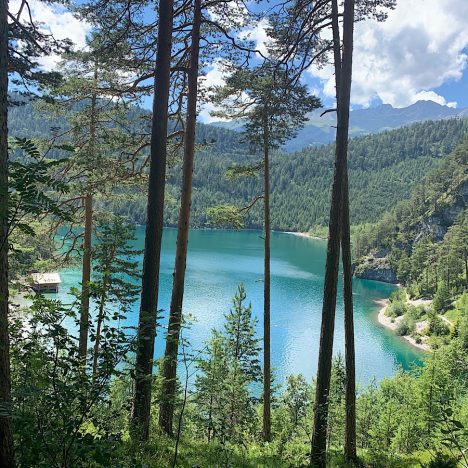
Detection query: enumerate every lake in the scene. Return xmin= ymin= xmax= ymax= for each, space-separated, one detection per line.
xmin=57 ymin=227 xmax=423 ymax=385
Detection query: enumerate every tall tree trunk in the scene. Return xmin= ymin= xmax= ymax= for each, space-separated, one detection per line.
xmin=342 ymin=174 xmax=356 ymax=461
xmin=331 ymin=0 xmax=357 ymax=460
xmin=79 ymin=191 xmax=93 ymax=360
xmin=0 ymin=1 xmax=15 ymax=465
xmin=78 ymin=68 xmax=97 ymax=362
xmin=262 ymin=113 xmax=271 ymax=442
xmin=159 ymin=0 xmax=201 ymax=436
xmin=131 ymin=0 xmax=174 ymax=440
xmin=311 ymin=0 xmax=355 ymax=465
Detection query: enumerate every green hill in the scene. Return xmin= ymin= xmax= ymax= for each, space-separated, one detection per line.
xmin=8 ymin=97 xmax=468 ymax=232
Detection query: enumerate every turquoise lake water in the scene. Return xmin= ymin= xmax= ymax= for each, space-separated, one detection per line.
xmin=56 ymin=227 xmax=423 ymax=385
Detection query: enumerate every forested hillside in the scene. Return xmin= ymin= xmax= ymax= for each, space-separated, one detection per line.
xmin=82 ymin=117 xmax=468 ymax=231
xmin=9 ymin=99 xmax=468 ymax=231
xmin=170 ymin=118 xmax=468 ymax=230
xmin=355 ymin=141 xmax=468 ymax=292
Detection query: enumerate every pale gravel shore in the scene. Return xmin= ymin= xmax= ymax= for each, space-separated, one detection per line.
xmin=283 ymin=231 xmax=325 ymax=240
xmin=375 ymin=299 xmax=431 ymax=352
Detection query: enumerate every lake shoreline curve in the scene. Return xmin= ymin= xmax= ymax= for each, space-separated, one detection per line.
xmin=375 ymin=299 xmax=430 ymax=352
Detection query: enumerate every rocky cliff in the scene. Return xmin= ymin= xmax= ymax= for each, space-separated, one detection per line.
xmin=353 ymin=142 xmax=468 ymax=284
xmin=354 ymin=254 xmax=397 ymax=283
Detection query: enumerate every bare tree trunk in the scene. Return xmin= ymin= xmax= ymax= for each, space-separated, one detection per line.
xmin=159 ymin=0 xmax=201 ymax=436
xmin=79 ymin=67 xmax=97 ymax=362
xmin=0 ymin=0 xmax=15 ymax=464
xmin=311 ymin=0 xmax=355 ymax=465
xmin=132 ymin=0 xmax=174 ymax=441
xmin=262 ymin=114 xmax=271 ymax=442
xmin=330 ymin=0 xmax=357 ymax=460
xmin=79 ymin=191 xmax=93 ymax=361
xmin=342 ymin=175 xmax=356 ymax=462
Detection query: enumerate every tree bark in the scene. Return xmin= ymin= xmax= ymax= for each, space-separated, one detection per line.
xmin=262 ymin=113 xmax=271 ymax=442
xmin=342 ymin=174 xmax=356 ymax=461
xmin=330 ymin=0 xmax=357 ymax=460
xmin=311 ymin=0 xmax=355 ymax=465
xmin=78 ymin=191 xmax=93 ymax=361
xmin=0 ymin=0 xmax=15 ymax=464
xmin=78 ymin=67 xmax=97 ymax=362
xmin=131 ymin=0 xmax=174 ymax=440
xmin=159 ymin=0 xmax=201 ymax=436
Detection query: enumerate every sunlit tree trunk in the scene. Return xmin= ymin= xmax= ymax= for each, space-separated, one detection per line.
xmin=0 ymin=0 xmax=15 ymax=465
xmin=330 ymin=0 xmax=357 ymax=460
xmin=311 ymin=0 xmax=355 ymax=465
xmin=132 ymin=0 xmax=174 ymax=440
xmin=262 ymin=111 xmax=271 ymax=442
xmin=78 ymin=66 xmax=97 ymax=362
xmin=79 ymin=191 xmax=93 ymax=360
xmin=159 ymin=0 xmax=201 ymax=436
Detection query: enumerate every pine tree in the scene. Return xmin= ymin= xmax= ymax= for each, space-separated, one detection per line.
xmin=159 ymin=0 xmax=202 ymax=435
xmin=42 ymin=36 xmax=143 ymax=362
xmin=330 ymin=0 xmax=356 ymax=458
xmin=210 ymin=66 xmax=319 ymax=440
xmin=91 ymin=215 xmax=141 ymax=377
xmin=194 ymin=285 xmax=261 ymax=444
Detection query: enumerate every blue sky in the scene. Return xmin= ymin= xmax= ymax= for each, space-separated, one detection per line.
xmin=10 ymin=0 xmax=468 ymax=121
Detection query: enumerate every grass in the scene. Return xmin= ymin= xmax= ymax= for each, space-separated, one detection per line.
xmin=119 ymin=435 xmax=436 ymax=468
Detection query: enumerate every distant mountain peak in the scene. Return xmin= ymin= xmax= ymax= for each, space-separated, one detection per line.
xmin=408 ymin=99 xmax=448 ymax=109
xmin=285 ymin=100 xmax=466 ymax=152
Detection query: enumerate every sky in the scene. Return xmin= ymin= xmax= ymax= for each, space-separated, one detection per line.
xmin=11 ymin=0 xmax=468 ymax=123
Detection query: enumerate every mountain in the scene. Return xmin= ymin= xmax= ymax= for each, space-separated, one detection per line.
xmin=212 ymin=100 xmax=468 ymax=152
xmin=8 ymin=96 xmax=468 ymax=233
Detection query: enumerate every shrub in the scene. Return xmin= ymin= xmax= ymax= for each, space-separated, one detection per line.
xmin=396 ymin=318 xmax=414 ymax=336
xmin=406 ymin=283 xmax=420 ymax=299
xmin=387 ymin=301 xmax=407 ymax=318
xmin=389 ymin=288 xmax=406 ymax=303
xmin=406 ymin=304 xmax=424 ymax=321
xmin=432 ymin=282 xmax=451 ymax=313
xmin=428 ymin=313 xmax=450 ymax=336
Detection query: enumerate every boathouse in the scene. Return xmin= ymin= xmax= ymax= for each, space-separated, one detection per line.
xmin=31 ymin=272 xmax=62 ymax=293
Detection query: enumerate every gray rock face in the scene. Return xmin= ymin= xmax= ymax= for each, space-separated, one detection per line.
xmin=417 ymin=180 xmax=468 ymax=242
xmin=353 ymin=255 xmax=397 ymax=284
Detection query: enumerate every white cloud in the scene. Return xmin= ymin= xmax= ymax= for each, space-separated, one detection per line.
xmin=308 ymin=0 xmax=468 ymax=108
xmin=198 ymin=60 xmax=228 ymax=123
xmin=414 ymin=91 xmax=457 ymax=108
xmin=239 ymin=19 xmax=270 ymax=57
xmin=10 ymin=0 xmax=92 ymax=70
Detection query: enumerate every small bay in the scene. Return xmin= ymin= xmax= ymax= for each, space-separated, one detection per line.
xmin=57 ymin=226 xmax=423 ymax=385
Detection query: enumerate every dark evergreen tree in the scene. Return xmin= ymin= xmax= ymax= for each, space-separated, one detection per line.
xmin=90 ymin=215 xmax=141 ymax=377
